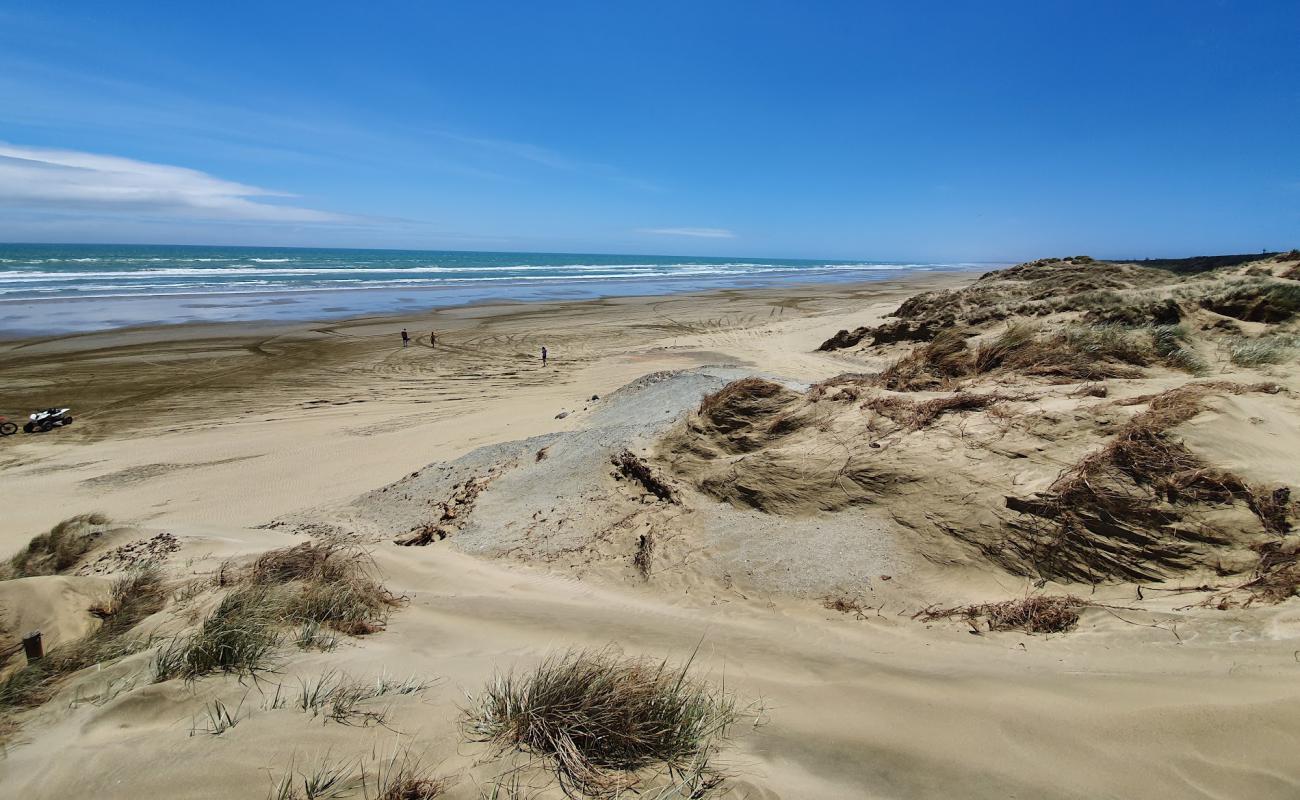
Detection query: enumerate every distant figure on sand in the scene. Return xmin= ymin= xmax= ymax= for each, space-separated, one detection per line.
xmin=401 ymin=329 xmax=410 ymax=347
xmin=430 ymin=331 xmax=437 ymax=348
xmin=541 ymin=346 xmax=548 ymax=366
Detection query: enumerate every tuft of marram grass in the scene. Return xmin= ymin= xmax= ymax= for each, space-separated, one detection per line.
xmin=155 ymin=541 xmax=404 ymax=682
xmin=249 ymin=541 xmax=404 ymax=635
xmin=2 ymin=513 xmax=111 ymax=579
xmin=154 ymin=585 xmax=283 ymax=681
xmin=464 ymin=647 xmax=739 ymax=798
xmin=1227 ymin=335 xmax=1299 ymax=367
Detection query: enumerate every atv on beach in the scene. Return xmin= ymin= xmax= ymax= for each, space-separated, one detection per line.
xmin=24 ymin=408 xmax=73 ymax=433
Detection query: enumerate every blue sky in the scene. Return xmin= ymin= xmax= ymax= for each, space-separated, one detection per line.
xmin=0 ymin=1 xmax=1297 ymax=260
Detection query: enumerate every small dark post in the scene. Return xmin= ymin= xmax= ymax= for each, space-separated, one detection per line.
xmin=22 ymin=630 xmax=43 ymax=662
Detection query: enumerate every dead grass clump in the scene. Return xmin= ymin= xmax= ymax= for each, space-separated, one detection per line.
xmin=808 ymin=373 xmax=873 ymax=401
xmin=1 ymin=568 xmax=164 ymax=713
xmin=691 ymin=378 xmax=802 ymax=453
xmin=876 ymin=329 xmax=972 ymax=391
xmin=971 ymin=323 xmax=1035 ymax=374
xmin=612 ymin=450 xmax=679 ymax=504
xmin=698 ymin=377 xmax=790 ymax=421
xmin=464 ymin=648 xmax=738 ymax=798
xmin=908 ymin=392 xmax=1007 ymax=429
xmin=633 ymin=533 xmax=655 ymax=579
xmin=863 ymin=391 xmax=1008 ymax=430
xmin=1003 ymin=383 xmax=1286 ymax=581
xmin=917 ymin=595 xmax=1085 ymax=634
xmin=822 ymin=596 xmax=867 ymax=618
xmin=3 ymin=513 xmax=111 ymax=579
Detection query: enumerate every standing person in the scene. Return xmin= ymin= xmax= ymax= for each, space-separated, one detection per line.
xmin=430 ymin=331 xmax=437 ymax=348
xmin=541 ymin=345 xmax=548 ymax=366
xmin=401 ymin=329 xmax=410 ymax=348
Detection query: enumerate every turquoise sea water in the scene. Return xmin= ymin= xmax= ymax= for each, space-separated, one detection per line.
xmin=0 ymin=244 xmax=993 ymax=336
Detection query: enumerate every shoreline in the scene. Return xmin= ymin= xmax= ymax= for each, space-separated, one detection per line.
xmin=0 ymin=266 xmax=990 ymax=339
xmin=0 ymin=270 xmax=978 ymax=349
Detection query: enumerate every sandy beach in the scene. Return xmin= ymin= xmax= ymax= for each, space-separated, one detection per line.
xmin=4 ymin=259 xmax=1300 ymax=799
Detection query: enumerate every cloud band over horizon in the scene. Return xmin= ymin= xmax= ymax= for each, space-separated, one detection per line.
xmin=0 ymin=142 xmax=348 ymax=224
xmin=638 ymin=227 xmax=736 ymax=239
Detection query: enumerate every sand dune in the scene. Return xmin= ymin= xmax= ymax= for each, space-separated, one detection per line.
xmin=4 ymin=260 xmax=1300 ymax=799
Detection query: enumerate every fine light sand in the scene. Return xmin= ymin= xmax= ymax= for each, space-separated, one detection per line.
xmin=3 ymin=270 xmax=1300 ymax=799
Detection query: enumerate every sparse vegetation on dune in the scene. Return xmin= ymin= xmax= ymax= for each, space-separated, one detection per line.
xmin=2 ymin=513 xmax=112 ymax=579
xmin=668 ymin=253 xmax=1300 ymax=609
xmin=365 ymin=747 xmax=448 ymax=800
xmin=1 ymin=568 xmax=164 ymax=714
xmin=155 ymin=541 xmax=403 ymax=682
xmin=464 ymin=647 xmax=739 ymax=799
xmin=1200 ymin=279 xmax=1300 ymax=323
xmin=154 ymin=585 xmax=282 ymax=680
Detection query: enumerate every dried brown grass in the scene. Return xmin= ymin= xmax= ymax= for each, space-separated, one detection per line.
xmin=612 ymin=450 xmax=678 ymax=504
xmin=863 ymin=391 xmax=1009 ymax=430
xmin=876 ymin=329 xmax=971 ymax=391
xmin=917 ymin=595 xmax=1085 ymax=634
xmin=1004 ymin=382 xmax=1292 ymax=582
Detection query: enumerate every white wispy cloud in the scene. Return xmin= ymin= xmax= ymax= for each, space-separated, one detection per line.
xmin=639 ymin=227 xmax=736 ymax=239
xmin=0 ymin=142 xmax=348 ymax=223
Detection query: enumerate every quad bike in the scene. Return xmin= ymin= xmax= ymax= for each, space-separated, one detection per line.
xmin=0 ymin=416 xmax=16 ymax=436
xmin=23 ymin=408 xmax=73 ymax=433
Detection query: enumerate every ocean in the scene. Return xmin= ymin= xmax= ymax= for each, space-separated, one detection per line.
xmin=0 ymin=243 xmax=992 ymax=336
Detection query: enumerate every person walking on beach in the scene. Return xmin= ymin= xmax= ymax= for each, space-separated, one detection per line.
xmin=430 ymin=331 xmax=437 ymax=348
xmin=541 ymin=345 xmax=548 ymax=366
xmin=401 ymin=329 xmax=410 ymax=348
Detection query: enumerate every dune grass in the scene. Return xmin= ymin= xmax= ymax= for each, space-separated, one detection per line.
xmin=364 ymin=747 xmax=448 ymax=800
xmin=0 ymin=568 xmax=164 ymax=713
xmin=1200 ymin=278 xmax=1300 ymax=323
xmin=2 ymin=513 xmax=111 ymax=579
xmin=154 ymin=541 xmax=403 ymax=682
xmin=464 ymin=647 xmax=738 ymax=798
xmin=876 ymin=329 xmax=971 ymax=391
xmin=1227 ymin=334 xmax=1299 ymax=367
xmin=153 ymin=585 xmax=283 ymax=681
